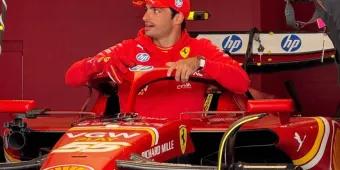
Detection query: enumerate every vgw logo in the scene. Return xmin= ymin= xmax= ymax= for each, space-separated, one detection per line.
xmin=222 ymin=35 xmax=242 ymax=53
xmin=281 ymin=34 xmax=302 ymax=52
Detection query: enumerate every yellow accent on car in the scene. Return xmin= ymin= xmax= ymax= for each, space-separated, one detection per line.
xmin=293 ymin=117 xmax=325 ymax=165
xmin=179 ymin=125 xmax=187 ymax=154
xmin=69 ymin=126 xmax=159 ymax=147
xmin=43 ymin=164 xmax=94 ymax=170
xmin=187 ymin=11 xmax=209 ymax=20
xmin=203 ymin=94 xmax=213 ymax=111
xmin=3 ymin=149 xmax=21 ymax=163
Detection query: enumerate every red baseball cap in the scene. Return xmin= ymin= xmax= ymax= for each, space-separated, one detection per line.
xmin=132 ymin=0 xmax=191 ymax=18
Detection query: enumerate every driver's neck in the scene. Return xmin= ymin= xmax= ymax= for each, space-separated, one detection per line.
xmin=153 ymin=29 xmax=181 ymax=49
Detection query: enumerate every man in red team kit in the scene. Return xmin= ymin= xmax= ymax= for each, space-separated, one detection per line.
xmin=65 ymin=0 xmax=250 ymax=119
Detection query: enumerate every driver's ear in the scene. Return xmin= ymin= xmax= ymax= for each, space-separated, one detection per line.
xmin=173 ymin=12 xmax=185 ymax=26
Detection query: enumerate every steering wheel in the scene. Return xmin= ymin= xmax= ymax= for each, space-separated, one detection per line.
xmin=90 ymin=67 xmax=224 ymax=113
xmin=121 ymin=67 xmax=223 ymax=112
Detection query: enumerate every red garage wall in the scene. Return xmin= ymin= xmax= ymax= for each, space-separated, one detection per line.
xmin=259 ymin=0 xmax=340 ymax=116
xmin=0 ymin=0 xmax=338 ymax=115
xmin=0 ymin=0 xmax=261 ymax=110
xmin=1 ymin=0 xmax=145 ymax=109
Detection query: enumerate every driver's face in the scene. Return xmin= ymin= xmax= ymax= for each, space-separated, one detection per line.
xmin=142 ymin=4 xmax=175 ymax=39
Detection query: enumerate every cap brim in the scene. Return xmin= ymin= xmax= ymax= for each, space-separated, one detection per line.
xmin=147 ymin=0 xmax=168 ymax=7
xmin=133 ymin=0 xmax=168 ymax=8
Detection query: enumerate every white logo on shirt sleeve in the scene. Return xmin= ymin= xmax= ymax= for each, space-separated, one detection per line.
xmin=136 ymin=53 xmax=150 ymax=62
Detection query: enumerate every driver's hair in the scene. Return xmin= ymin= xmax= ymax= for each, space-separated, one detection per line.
xmin=170 ymin=8 xmax=186 ymax=31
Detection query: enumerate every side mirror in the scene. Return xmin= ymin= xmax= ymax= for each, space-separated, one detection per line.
xmin=0 ymin=100 xmax=37 ymax=113
xmin=246 ymin=99 xmax=294 ymax=124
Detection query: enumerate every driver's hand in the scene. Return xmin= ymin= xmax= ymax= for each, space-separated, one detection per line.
xmin=105 ymin=55 xmax=135 ymax=84
xmin=166 ymin=57 xmax=200 ymax=82
xmin=86 ymin=54 xmax=135 ymax=84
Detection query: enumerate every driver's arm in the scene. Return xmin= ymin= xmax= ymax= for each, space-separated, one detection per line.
xmin=65 ymin=41 xmax=135 ymax=87
xmin=166 ymin=39 xmax=249 ymax=94
xmin=199 ymin=39 xmax=250 ymax=94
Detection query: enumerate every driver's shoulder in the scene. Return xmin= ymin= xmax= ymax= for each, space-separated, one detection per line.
xmin=111 ymin=39 xmax=145 ymax=53
xmin=120 ymin=39 xmax=139 ymax=47
xmin=188 ymin=37 xmax=215 ymax=47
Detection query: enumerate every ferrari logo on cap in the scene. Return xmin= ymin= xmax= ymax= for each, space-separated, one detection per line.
xmin=179 ymin=125 xmax=187 ymax=154
xmin=175 ymin=0 xmax=183 ymax=8
xmin=180 ymin=47 xmax=190 ymax=58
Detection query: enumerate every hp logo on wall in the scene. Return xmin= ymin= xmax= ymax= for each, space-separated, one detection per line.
xmin=281 ymin=34 xmax=302 ymax=52
xmin=222 ymin=35 xmax=242 ymax=53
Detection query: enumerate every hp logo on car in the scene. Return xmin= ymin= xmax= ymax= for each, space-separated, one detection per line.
xmin=222 ymin=35 xmax=242 ymax=53
xmin=281 ymin=34 xmax=302 ymax=52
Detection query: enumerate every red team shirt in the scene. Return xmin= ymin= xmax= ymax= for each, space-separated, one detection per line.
xmin=65 ymin=29 xmax=250 ymax=119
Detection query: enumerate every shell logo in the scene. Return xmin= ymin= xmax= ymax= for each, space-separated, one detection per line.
xmin=43 ymin=164 xmax=94 ymax=170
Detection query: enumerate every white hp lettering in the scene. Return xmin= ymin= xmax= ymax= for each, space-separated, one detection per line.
xmin=224 ymin=37 xmax=241 ymax=52
xmin=283 ymin=35 xmax=300 ymax=52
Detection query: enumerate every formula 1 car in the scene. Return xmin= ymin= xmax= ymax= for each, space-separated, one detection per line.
xmin=0 ymin=0 xmax=338 ymax=167
xmin=0 ymin=66 xmax=339 ymax=170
